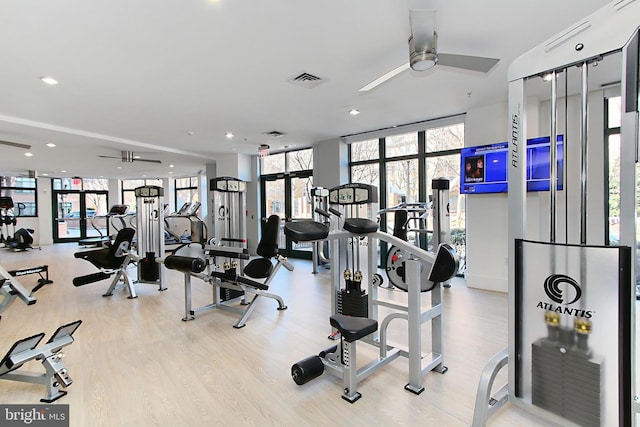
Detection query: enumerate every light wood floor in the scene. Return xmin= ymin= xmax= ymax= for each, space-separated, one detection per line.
xmin=0 ymin=244 xmax=551 ymax=426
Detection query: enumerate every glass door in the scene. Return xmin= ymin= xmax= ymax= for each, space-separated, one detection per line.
xmin=83 ymin=192 xmax=109 ymax=241
xmin=263 ymin=174 xmax=286 ymax=251
xmin=261 ymin=171 xmax=313 ymax=258
xmin=289 ymin=172 xmax=313 ymax=258
xmin=53 ymin=190 xmax=108 ymax=243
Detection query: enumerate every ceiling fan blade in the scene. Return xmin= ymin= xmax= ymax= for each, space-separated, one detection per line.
xmin=409 ymin=9 xmax=436 ymax=51
xmin=437 ymin=53 xmax=500 ymax=73
xmin=359 ymin=62 xmax=410 ymax=92
xmin=0 ymin=140 xmax=31 ymax=150
xmin=134 ymin=158 xmax=162 ymax=164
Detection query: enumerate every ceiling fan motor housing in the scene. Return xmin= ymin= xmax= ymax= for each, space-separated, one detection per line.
xmin=121 ymin=151 xmax=134 ymax=162
xmin=409 ymin=32 xmax=438 ymax=71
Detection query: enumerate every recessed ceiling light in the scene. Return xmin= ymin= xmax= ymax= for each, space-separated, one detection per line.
xmin=116 ymin=166 xmax=122 ymax=169
xmin=46 ymin=143 xmax=56 ymax=148
xmin=169 ymin=164 xmax=174 ymax=168
xmin=42 ymin=173 xmax=49 ymax=176
xmin=60 ymin=170 xmax=67 ymax=173
xmin=349 ymin=109 xmax=360 ymax=116
xmin=225 ymin=132 xmax=234 ymax=139
xmin=24 ymin=152 xmax=34 ymax=157
xmin=40 ymin=76 xmax=59 ymax=85
xmin=168 ymin=171 xmax=173 ymax=174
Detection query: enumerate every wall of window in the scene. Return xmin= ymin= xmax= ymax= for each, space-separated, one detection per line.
xmin=348 ymin=119 xmax=466 ymax=268
xmin=175 ymin=177 xmax=199 ymax=213
xmin=259 ymin=148 xmax=314 ymax=257
xmin=0 ymin=176 xmax=37 ymax=216
xmin=606 ymin=96 xmax=621 ymax=244
xmin=348 ymin=122 xmax=465 ymax=230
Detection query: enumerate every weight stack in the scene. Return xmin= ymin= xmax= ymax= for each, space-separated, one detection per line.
xmin=220 ymin=288 xmax=244 ymax=302
xmin=139 ymin=252 xmax=160 ymax=282
xmin=337 ymin=286 xmax=368 ymax=317
xmin=532 ymin=335 xmax=602 ymax=427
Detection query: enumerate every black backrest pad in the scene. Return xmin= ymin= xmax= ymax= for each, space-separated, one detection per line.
xmin=256 ymin=215 xmax=280 ymax=258
xmin=428 ymin=244 xmax=459 ymax=283
xmin=393 ymin=210 xmax=408 ymax=241
xmin=109 ymin=228 xmax=135 ymax=259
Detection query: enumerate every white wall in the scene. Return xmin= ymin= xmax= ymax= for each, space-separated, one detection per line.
xmin=313 ymin=138 xmax=348 ymax=189
xmin=464 ymin=102 xmax=510 ymax=291
xmin=465 ymin=86 xmax=608 ymax=292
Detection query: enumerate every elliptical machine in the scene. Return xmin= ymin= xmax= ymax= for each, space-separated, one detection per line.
xmin=0 ymin=196 xmax=37 ymax=251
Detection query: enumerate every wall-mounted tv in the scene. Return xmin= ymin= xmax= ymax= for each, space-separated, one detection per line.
xmin=460 ymin=135 xmax=563 ymax=195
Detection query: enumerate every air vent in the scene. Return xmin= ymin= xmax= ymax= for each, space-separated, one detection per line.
xmin=288 ymin=72 xmax=326 ymax=88
xmin=262 ymin=131 xmax=287 ymax=138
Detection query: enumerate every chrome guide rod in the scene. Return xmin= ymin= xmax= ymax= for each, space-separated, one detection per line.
xmin=564 ymin=69 xmax=569 ymax=244
xmin=580 ymin=62 xmax=589 ymax=245
xmin=550 ymin=70 xmax=558 ymax=243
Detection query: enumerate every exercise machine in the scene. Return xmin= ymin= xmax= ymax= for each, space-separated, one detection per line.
xmin=6 ymin=265 xmax=53 ymax=295
xmin=289 ymin=183 xmax=459 ymax=402
xmin=210 ymin=177 xmax=246 ymax=251
xmin=310 ymin=187 xmax=331 ymax=274
xmin=73 ymin=228 xmax=140 ymax=297
xmin=134 ymin=185 xmax=166 ymax=288
xmin=164 ymin=214 xmax=294 ymax=327
xmin=0 ymin=196 xmax=37 ymax=251
xmin=472 ymin=4 xmax=639 ymax=426
xmin=164 ymin=201 xmax=206 ymax=250
xmin=381 ymin=179 xmax=453 ymax=290
xmin=0 ymin=265 xmax=81 ymax=402
xmin=0 ymin=196 xmax=17 ymax=248
xmin=0 ymin=320 xmax=82 ymax=402
xmin=0 ymin=264 xmax=37 ymax=313
xmin=79 ymin=204 xmax=130 ymax=247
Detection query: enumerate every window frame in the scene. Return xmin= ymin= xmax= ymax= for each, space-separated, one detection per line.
xmin=0 ymin=176 xmax=38 ymax=217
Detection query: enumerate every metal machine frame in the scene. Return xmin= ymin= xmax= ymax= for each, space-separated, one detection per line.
xmin=472 ymin=2 xmax=640 ymax=425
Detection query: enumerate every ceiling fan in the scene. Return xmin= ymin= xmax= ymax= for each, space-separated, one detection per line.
xmin=98 ymin=150 xmax=162 ymax=164
xmin=0 ymin=140 xmax=31 ymax=150
xmin=359 ymin=9 xmax=500 ymax=91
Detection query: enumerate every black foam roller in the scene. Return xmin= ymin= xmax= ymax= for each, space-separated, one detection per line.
xmin=164 ymin=255 xmax=206 ymax=273
xmin=73 ymin=272 xmax=112 ymax=286
xmin=291 ymin=356 xmax=324 ymax=385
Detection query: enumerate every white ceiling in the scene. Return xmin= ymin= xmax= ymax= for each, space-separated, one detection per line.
xmin=0 ymin=0 xmax=612 ymax=179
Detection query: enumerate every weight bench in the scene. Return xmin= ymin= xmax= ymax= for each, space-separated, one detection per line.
xmin=0 ymin=320 xmax=82 ymax=402
xmin=0 ymin=264 xmax=37 ymax=315
xmin=73 ymin=228 xmax=139 ymax=298
xmin=166 ymin=215 xmax=294 ymax=328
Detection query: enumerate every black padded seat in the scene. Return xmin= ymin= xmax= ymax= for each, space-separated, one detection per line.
xmin=330 ymin=314 xmax=378 ymax=343
xmin=343 ymin=218 xmax=378 ymax=235
xmin=243 ymin=257 xmax=273 ymax=279
xmin=284 ymin=221 xmax=329 ymax=242
xmin=74 ymin=228 xmax=135 ymax=270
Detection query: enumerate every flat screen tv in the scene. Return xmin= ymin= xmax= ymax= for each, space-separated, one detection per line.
xmin=460 ymin=135 xmax=563 ymax=194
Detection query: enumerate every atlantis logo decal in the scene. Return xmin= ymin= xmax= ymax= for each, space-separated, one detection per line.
xmin=536 ymin=274 xmax=593 ymax=319
xmin=543 ymin=274 xmax=582 ymax=304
